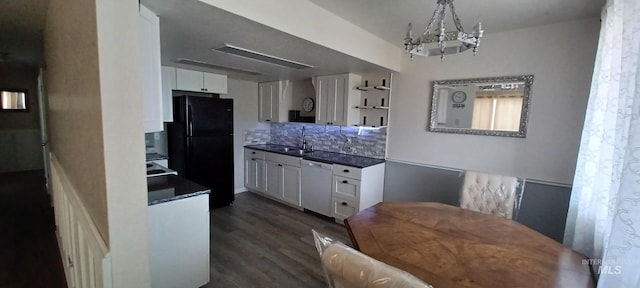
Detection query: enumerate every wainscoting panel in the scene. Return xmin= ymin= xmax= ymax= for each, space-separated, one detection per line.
xmin=50 ymin=155 xmax=112 ymax=288
xmin=383 ymin=160 xmax=571 ymax=243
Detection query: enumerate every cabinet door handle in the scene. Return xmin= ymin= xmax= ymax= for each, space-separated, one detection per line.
xmin=343 ymin=169 xmax=349 ymax=173
xmin=342 ymin=180 xmax=348 ymax=184
xmin=278 ymin=164 xmax=283 ymax=167
xmin=266 ymin=119 xmax=271 ymax=122
xmin=252 ymin=152 xmax=256 ymax=154
xmin=203 ymin=88 xmax=208 ymax=91
xmin=251 ymin=158 xmax=256 ymax=161
xmin=341 ymin=202 xmax=348 ymax=206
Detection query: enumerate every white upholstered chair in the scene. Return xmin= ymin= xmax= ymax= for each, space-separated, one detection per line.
xmin=459 ymin=170 xmax=525 ymax=220
xmin=312 ymin=230 xmax=433 ymax=288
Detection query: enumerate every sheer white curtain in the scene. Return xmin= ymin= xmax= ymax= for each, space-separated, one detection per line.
xmin=564 ymin=0 xmax=640 ymax=286
xmin=493 ymin=96 xmax=523 ymax=131
xmin=471 ymin=97 xmax=493 ymax=129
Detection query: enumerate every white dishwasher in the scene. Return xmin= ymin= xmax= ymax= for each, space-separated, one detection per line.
xmin=301 ymin=160 xmax=333 ymax=217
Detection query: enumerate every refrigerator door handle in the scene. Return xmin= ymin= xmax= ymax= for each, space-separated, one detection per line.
xmin=187 ymin=105 xmax=194 ymax=136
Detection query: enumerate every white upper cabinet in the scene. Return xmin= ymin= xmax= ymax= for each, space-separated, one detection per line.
xmin=139 ymin=4 xmax=163 ymax=132
xmin=314 ymin=73 xmax=361 ymax=126
xmin=203 ymin=73 xmax=228 ymax=94
xmin=175 ymin=68 xmax=227 ymax=94
xmin=258 ymin=80 xmax=291 ymax=122
xmin=176 ymin=68 xmax=203 ymax=92
xmin=161 ymin=66 xmax=176 ymax=122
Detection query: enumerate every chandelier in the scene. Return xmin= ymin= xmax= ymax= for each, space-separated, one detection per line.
xmin=404 ymin=0 xmax=483 ymax=60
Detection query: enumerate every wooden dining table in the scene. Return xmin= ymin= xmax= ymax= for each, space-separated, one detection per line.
xmin=344 ymin=202 xmax=594 ymax=288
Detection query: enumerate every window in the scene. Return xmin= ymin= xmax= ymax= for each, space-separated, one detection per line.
xmin=471 ymin=93 xmax=523 ymax=131
xmin=0 ymin=89 xmax=29 ymax=111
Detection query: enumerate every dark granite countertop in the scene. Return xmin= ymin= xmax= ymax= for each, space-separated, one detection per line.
xmin=245 ymin=144 xmax=385 ymax=168
xmin=146 ymin=152 xmax=168 ymax=161
xmin=147 ymin=175 xmax=210 ymax=206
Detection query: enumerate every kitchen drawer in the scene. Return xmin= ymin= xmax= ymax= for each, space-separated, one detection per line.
xmin=333 ymin=164 xmax=361 ymax=180
xmin=332 ymin=197 xmax=359 ymax=221
xmin=245 ymin=148 xmax=266 ymax=160
xmin=332 ymin=176 xmax=361 ymax=201
xmin=265 ymin=152 xmax=301 ymax=167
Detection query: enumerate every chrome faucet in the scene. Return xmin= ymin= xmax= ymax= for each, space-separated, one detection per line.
xmin=302 ymin=126 xmax=307 ymax=150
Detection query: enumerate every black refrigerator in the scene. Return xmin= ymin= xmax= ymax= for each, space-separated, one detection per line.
xmin=168 ymin=95 xmax=234 ymax=208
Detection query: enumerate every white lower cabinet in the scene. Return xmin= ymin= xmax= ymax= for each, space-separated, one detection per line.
xmin=245 ymin=148 xmax=301 ymax=206
xmin=244 ymin=148 xmax=383 ymax=217
xmin=149 ymin=194 xmax=210 ymax=288
xmin=265 ymin=160 xmax=281 ymax=198
xmin=282 ymin=164 xmax=302 ymax=206
xmin=331 ymin=163 xmax=385 ymax=222
xmin=244 ymin=149 xmax=266 ymax=192
xmin=331 ymin=197 xmax=358 ymax=220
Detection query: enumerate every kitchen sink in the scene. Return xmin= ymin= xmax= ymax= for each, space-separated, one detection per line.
xmin=282 ymin=147 xmax=310 ymax=155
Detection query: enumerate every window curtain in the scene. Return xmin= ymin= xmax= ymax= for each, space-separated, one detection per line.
xmin=471 ymin=96 xmax=523 ymax=130
xmin=563 ymin=0 xmax=640 ymax=287
xmin=471 ymin=97 xmax=493 ymax=129
xmin=493 ymin=96 xmax=523 ymax=131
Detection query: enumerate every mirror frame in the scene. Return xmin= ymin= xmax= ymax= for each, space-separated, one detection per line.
xmin=0 ymin=89 xmax=30 ymax=112
xmin=428 ymin=75 xmax=534 ymax=138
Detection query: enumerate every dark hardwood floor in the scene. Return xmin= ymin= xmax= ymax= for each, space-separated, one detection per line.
xmin=206 ymin=192 xmax=350 ymax=288
xmin=0 ymin=170 xmax=67 ymax=288
xmin=0 ymin=171 xmax=348 ymax=288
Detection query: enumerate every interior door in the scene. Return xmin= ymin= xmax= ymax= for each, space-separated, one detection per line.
xmin=37 ymin=68 xmax=50 ymax=191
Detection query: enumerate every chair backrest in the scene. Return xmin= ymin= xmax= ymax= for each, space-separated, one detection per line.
xmin=459 ymin=170 xmax=525 ymax=220
xmin=312 ymin=229 xmax=433 ymax=288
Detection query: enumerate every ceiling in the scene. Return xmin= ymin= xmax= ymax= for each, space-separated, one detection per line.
xmin=308 ymin=0 xmax=604 ymax=45
xmin=1 ymin=0 xmax=604 ymax=80
xmin=0 ymin=0 xmax=49 ymax=67
xmin=143 ymin=0 xmax=604 ymax=81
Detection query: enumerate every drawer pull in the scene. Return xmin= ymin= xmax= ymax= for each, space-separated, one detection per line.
xmin=341 ymin=202 xmax=348 ymax=206
xmin=251 ymin=158 xmax=256 ymax=161
xmin=278 ymin=164 xmax=283 ymax=167
xmin=343 ymin=169 xmax=350 ymax=173
xmin=342 ymin=180 xmax=348 ymax=184
xmin=252 ymin=152 xmax=256 ymax=154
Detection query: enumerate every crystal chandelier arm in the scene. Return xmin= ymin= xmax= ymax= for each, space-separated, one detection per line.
xmin=448 ymin=0 xmax=465 ymax=32
xmin=423 ymin=2 xmax=445 ymax=36
xmin=405 ymin=0 xmax=482 ymax=59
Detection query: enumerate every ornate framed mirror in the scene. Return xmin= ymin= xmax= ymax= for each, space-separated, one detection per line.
xmin=429 ymin=75 xmax=534 ymax=137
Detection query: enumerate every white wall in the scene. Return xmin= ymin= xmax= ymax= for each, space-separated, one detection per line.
xmin=387 ymin=19 xmax=600 ymax=184
xmin=96 ymin=0 xmax=151 ymax=286
xmin=221 ymin=78 xmax=268 ymax=193
xmin=291 ymin=79 xmax=316 ymax=117
xmin=199 ymin=0 xmax=402 ymax=71
xmin=46 ymin=0 xmax=151 ymax=286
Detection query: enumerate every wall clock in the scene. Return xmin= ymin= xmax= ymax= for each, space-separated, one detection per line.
xmin=451 ymin=91 xmax=467 ymax=103
xmin=303 ymin=97 xmax=315 ymax=112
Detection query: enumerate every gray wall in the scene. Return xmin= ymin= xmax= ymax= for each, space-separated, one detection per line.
xmin=386 ymin=19 xmax=600 ymax=184
xmin=383 ymin=161 xmax=570 ymax=243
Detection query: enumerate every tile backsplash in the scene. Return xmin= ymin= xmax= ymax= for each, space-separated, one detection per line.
xmin=244 ymin=128 xmax=271 ymax=144
xmin=266 ymin=123 xmax=386 ymax=158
